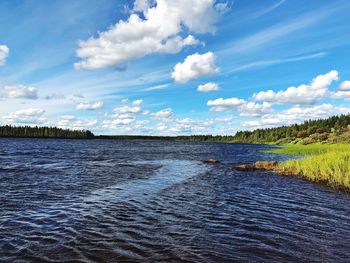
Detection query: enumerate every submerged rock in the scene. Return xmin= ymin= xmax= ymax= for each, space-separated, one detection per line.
xmin=203 ymin=159 xmax=220 ymax=164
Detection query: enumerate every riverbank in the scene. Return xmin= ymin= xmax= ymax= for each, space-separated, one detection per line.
xmin=268 ymin=143 xmax=350 ymax=191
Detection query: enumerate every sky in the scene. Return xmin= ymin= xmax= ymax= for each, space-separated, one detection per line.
xmin=0 ymin=0 xmax=350 ymax=135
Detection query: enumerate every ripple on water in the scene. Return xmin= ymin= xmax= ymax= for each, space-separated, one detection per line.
xmin=0 ymin=139 xmax=350 ymax=262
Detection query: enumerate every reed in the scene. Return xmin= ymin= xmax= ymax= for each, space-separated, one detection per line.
xmin=271 ymin=144 xmax=350 ymax=189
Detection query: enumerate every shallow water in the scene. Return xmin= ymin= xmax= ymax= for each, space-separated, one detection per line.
xmin=0 ymin=138 xmax=349 ymax=262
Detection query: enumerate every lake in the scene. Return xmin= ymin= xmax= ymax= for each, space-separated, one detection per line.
xmin=0 ymin=138 xmax=349 ymax=262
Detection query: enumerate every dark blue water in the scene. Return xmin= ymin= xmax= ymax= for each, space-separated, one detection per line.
xmin=0 ymin=138 xmax=349 ymax=262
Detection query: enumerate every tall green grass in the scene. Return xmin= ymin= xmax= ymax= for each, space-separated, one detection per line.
xmin=269 ymin=143 xmax=350 ymax=155
xmin=270 ymin=143 xmax=350 ymax=190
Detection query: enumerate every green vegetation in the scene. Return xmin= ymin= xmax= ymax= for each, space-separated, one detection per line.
xmin=97 ymin=135 xmax=235 ymax=142
xmin=269 ymin=143 xmax=350 ymax=155
xmin=232 ymin=114 xmax=350 ymax=190
xmin=274 ymin=144 xmax=350 ymax=190
xmin=0 ymin=125 xmax=94 ymax=139
xmin=233 ymin=114 xmax=350 ymax=144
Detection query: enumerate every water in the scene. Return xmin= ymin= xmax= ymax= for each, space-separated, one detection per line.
xmin=0 ymin=138 xmax=349 ymax=262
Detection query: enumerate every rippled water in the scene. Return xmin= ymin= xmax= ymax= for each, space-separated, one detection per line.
xmin=0 ymin=138 xmax=349 ymax=262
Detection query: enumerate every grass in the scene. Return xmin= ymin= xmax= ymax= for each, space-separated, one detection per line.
xmin=269 ymin=143 xmax=350 ymax=190
xmin=269 ymin=143 xmax=350 ymax=155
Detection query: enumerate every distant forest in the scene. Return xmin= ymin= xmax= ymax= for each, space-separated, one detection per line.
xmin=233 ymin=114 xmax=350 ymax=144
xmin=97 ymin=135 xmax=235 ymax=142
xmin=0 ymin=125 xmax=94 ymax=139
xmin=2 ymin=114 xmax=350 ymax=144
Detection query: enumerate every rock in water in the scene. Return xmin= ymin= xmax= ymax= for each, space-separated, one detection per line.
xmin=234 ymin=164 xmax=257 ymax=171
xmin=203 ymin=159 xmax=220 ymax=164
xmin=234 ymin=161 xmax=278 ymax=171
xmin=255 ymin=161 xmax=278 ymax=170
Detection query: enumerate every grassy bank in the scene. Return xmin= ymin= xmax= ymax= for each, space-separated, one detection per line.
xmin=270 ymin=144 xmax=350 ymax=190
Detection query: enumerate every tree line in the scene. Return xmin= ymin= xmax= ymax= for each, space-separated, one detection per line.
xmin=3 ymin=114 xmax=350 ymax=143
xmin=0 ymin=125 xmax=94 ymax=139
xmin=232 ymin=114 xmax=350 ymax=144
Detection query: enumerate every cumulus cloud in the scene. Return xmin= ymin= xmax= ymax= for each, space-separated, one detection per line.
xmin=132 ymin=99 xmax=143 ymax=106
xmin=172 ymin=52 xmax=219 ymax=83
xmin=241 ymin=104 xmax=350 ymax=128
xmin=103 ymin=117 xmax=136 ymax=127
xmin=3 ymin=108 xmax=46 ymax=124
xmin=58 ymin=115 xmax=97 ymax=129
xmin=76 ymin=101 xmax=104 ymax=110
xmin=207 ymin=97 xmax=272 ymax=116
xmin=113 ymin=105 xmax=142 ymax=114
xmin=154 ymin=108 xmax=173 ymax=120
xmin=238 ymin=102 xmax=272 ymax=117
xmin=331 ymin=80 xmax=350 ymax=99
xmin=75 ymin=0 xmax=224 ymax=70
xmin=0 ymin=85 xmax=38 ymax=100
xmin=0 ymin=45 xmax=9 ymax=66
xmin=339 ymin=80 xmax=350 ymax=91
xmin=253 ymin=70 xmax=339 ymax=105
xmin=207 ymin=97 xmax=245 ymax=111
xmin=112 ymin=99 xmax=150 ymax=115
xmin=102 ymin=99 xmax=152 ymax=131
xmin=102 ymin=117 xmax=149 ymax=133
xmin=197 ymin=82 xmax=220 ymax=92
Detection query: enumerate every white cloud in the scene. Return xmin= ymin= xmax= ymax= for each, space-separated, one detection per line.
xmin=102 ymin=117 xmax=150 ymax=133
xmin=143 ymin=83 xmax=170 ymax=91
xmin=207 ymin=97 xmax=271 ymax=116
xmin=238 ymin=102 xmax=272 ymax=117
xmin=76 ymin=101 xmax=103 ymax=110
xmin=253 ymin=70 xmax=339 ymax=104
xmin=207 ymin=97 xmax=245 ymax=111
xmin=197 ymin=82 xmax=220 ymax=92
xmin=58 ymin=115 xmax=97 ymax=129
xmin=242 ymin=104 xmax=350 ymax=128
xmin=103 ymin=117 xmax=135 ymax=126
xmin=332 ymin=81 xmax=350 ymax=99
xmin=75 ymin=0 xmax=224 ymax=70
xmin=0 ymin=85 xmax=38 ymax=100
xmin=172 ymin=52 xmax=219 ymax=83
xmin=3 ymin=108 xmax=47 ymax=124
xmin=113 ymin=99 xmax=148 ymax=114
xmin=154 ymin=108 xmax=173 ymax=120
xmin=133 ymin=0 xmax=154 ymax=13
xmin=132 ymin=99 xmax=143 ymax=106
xmin=113 ymin=105 xmax=142 ymax=114
xmin=0 ymin=45 xmax=9 ymax=66
xmin=339 ymin=80 xmax=350 ymax=91
xmin=114 ymin=105 xmax=142 ymax=114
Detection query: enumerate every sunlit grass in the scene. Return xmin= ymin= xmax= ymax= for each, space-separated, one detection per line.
xmin=269 ymin=143 xmax=350 ymax=155
xmin=270 ymin=143 xmax=350 ymax=190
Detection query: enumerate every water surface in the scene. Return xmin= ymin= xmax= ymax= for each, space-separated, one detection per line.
xmin=0 ymin=139 xmax=349 ymax=262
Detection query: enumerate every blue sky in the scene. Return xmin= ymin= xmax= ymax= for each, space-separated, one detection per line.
xmin=0 ymin=0 xmax=350 ymax=135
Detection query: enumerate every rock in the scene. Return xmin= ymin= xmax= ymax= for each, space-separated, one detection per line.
xmin=234 ymin=161 xmax=278 ymax=172
xmin=203 ymin=159 xmax=220 ymax=164
xmin=234 ymin=164 xmax=257 ymax=171
xmin=254 ymin=161 xmax=278 ymax=170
